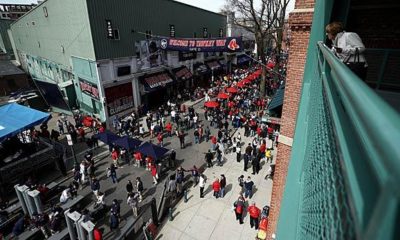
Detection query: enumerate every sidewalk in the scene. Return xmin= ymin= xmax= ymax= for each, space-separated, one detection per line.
xmin=157 ymin=127 xmax=276 ymax=240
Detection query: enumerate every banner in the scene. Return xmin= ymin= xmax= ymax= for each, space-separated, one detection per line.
xmin=105 ymin=82 xmax=134 ymax=116
xmin=159 ymin=37 xmax=243 ymax=52
xmin=79 ymin=78 xmax=100 ymax=100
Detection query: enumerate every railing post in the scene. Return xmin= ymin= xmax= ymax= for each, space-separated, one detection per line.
xmin=376 ymin=50 xmax=389 ymax=90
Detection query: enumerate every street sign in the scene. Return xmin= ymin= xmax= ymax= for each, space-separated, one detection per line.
xmin=66 ymin=134 xmax=73 ymax=146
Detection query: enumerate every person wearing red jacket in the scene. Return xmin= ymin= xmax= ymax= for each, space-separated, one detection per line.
xmin=211 ymin=136 xmax=217 ymax=150
xmin=248 ymin=202 xmax=261 ymax=229
xmin=165 ymin=122 xmax=172 ymax=137
xmin=157 ymin=132 xmax=163 ymax=147
xmin=212 ymin=178 xmax=221 ymax=198
xmin=151 ymin=164 xmax=158 ymax=185
xmin=111 ymin=148 xmax=119 ymax=167
xmin=93 ymin=227 xmax=103 ymax=240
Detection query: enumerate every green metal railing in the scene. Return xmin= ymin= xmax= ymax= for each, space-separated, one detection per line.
xmin=276 ymin=38 xmax=400 ymax=239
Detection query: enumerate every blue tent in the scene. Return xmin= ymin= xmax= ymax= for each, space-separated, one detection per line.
xmin=137 ymin=142 xmax=169 ymax=160
xmin=94 ymin=130 xmax=120 ymax=145
xmin=0 ymin=103 xmax=51 ymax=142
xmin=113 ymin=136 xmax=142 ymax=151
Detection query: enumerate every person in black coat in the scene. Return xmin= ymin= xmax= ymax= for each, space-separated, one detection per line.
xmin=126 ymin=180 xmax=133 ymax=195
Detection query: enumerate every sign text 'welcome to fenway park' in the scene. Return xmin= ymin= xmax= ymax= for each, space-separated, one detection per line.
xmin=159 ymin=37 xmax=243 ymax=52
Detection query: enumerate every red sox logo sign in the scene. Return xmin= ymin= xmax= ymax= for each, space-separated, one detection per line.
xmin=227 ymin=39 xmax=240 ymax=51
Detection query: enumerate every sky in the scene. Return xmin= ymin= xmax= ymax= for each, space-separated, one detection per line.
xmin=2 ymin=0 xmax=295 ymax=15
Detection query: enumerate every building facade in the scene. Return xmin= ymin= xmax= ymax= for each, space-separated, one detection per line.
xmin=0 ymin=3 xmax=36 ymax=20
xmin=10 ymin=0 xmax=227 ymax=125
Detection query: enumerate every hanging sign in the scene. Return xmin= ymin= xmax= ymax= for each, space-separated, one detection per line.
xmin=159 ymin=37 xmax=243 ymax=52
xmin=105 ymin=82 xmax=134 ymax=116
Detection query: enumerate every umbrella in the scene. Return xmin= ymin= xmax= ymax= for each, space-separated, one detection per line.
xmin=137 ymin=142 xmax=169 ymax=160
xmin=95 ymin=130 xmax=120 ymax=145
xmin=236 ymin=81 xmax=246 ymax=88
xmin=226 ymin=87 xmax=238 ymax=93
xmin=204 ymin=101 xmax=219 ymax=108
xmin=217 ymin=92 xmax=229 ymax=100
xmin=113 ymin=136 xmax=142 ymax=151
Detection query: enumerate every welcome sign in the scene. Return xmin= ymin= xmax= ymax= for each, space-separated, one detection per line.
xmin=159 ymin=37 xmax=243 ymax=52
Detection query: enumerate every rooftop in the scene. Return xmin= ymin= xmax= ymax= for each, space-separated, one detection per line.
xmin=0 ymin=60 xmax=25 ymax=76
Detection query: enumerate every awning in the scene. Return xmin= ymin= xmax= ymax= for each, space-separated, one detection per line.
xmin=136 ymin=142 xmax=169 ymax=160
xmin=0 ymin=103 xmax=51 ymax=142
xmin=113 ymin=136 xmax=142 ymax=151
xmin=268 ymin=83 xmax=285 ymax=111
xmin=206 ymin=60 xmax=222 ymax=70
xmin=237 ymin=54 xmax=252 ymax=64
xmin=193 ymin=63 xmax=210 ymax=75
xmin=95 ymin=130 xmax=120 ymax=145
xmin=172 ymin=66 xmax=193 ymax=81
xmin=140 ymin=71 xmax=175 ymax=92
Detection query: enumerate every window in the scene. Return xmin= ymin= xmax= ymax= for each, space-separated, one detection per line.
xmin=113 ymin=29 xmax=119 ymax=40
xmin=219 ymin=28 xmax=224 ymax=38
xmin=169 ymin=24 xmax=175 ymax=37
xmin=117 ymin=66 xmax=131 ymax=76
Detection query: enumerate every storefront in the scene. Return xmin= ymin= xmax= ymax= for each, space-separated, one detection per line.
xmin=140 ymin=70 xmax=175 ymax=110
xmin=104 ymin=82 xmax=135 ymax=119
xmin=171 ymin=65 xmax=193 ymax=90
xmin=193 ymin=62 xmax=211 ymax=88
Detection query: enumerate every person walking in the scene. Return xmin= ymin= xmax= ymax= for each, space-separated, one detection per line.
xmin=204 ymin=126 xmax=210 ymax=142
xmin=194 ymin=128 xmax=200 ymax=144
xmin=91 ymin=177 xmax=100 ymax=197
xmin=236 ymin=141 xmax=241 ymax=162
xmin=233 ymin=194 xmax=245 ymax=224
xmin=252 ymin=152 xmax=261 ymax=175
xmin=57 ymin=119 xmax=64 ymax=134
xmin=248 ymin=202 xmax=261 ymax=229
xmin=266 ymin=149 xmax=272 ymax=163
xmin=108 ymin=164 xmax=118 ymax=184
xmin=190 ymin=165 xmax=199 ymax=186
xmin=127 ymin=192 xmax=139 ymax=217
xmin=151 ymin=164 xmax=158 ymax=185
xmin=205 ymin=150 xmax=213 ymax=168
xmin=157 ymin=132 xmax=164 ymax=147
xmin=244 ymin=176 xmax=254 ymax=199
xmin=136 ymin=177 xmax=144 ymax=202
xmin=109 ymin=211 xmax=119 ymax=232
xmin=111 ymin=148 xmax=119 ymax=167
xmin=126 ymin=180 xmax=133 ymax=196
xmin=111 ymin=199 xmax=121 ymax=220
xmin=199 ymin=174 xmax=206 ymax=198
xmin=178 ymin=131 xmax=185 ymax=149
xmin=219 ymin=174 xmax=226 ymax=198
xmin=212 ymin=178 xmax=221 ymax=199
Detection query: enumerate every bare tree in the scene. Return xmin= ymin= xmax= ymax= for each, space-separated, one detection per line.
xmin=222 ymin=0 xmax=290 ymax=96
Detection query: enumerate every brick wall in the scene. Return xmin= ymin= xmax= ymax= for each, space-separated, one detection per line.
xmin=266 ymin=0 xmax=314 ymax=238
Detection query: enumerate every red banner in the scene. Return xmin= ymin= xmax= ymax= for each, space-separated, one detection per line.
xmin=105 ymin=82 xmax=134 ymax=116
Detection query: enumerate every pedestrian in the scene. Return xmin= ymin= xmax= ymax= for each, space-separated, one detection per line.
xmin=205 ymin=149 xmax=213 ymax=168
xmin=109 ymin=211 xmax=119 ymax=231
xmin=108 ymin=164 xmax=118 ymax=184
xmin=216 ymin=147 xmax=223 ymax=166
xmin=151 ymin=164 xmax=158 ymax=185
xmin=199 ymin=174 xmax=206 ymax=198
xmin=190 ymin=165 xmax=199 ymax=186
xmin=266 ymin=149 xmax=272 ymax=163
xmin=111 ymin=199 xmax=121 ymax=219
xmin=157 ymin=132 xmax=164 ymax=147
xmin=219 ymin=174 xmax=226 ymax=198
xmin=111 ymin=148 xmax=119 ymax=167
xmin=212 ymin=178 xmax=221 ymax=198
xmin=236 ymin=141 xmax=241 ymax=162
xmin=167 ymin=175 xmax=177 ymax=199
xmin=136 ymin=177 xmax=143 ymax=202
xmin=248 ymin=202 xmax=261 ymax=229
xmin=95 ymin=192 xmax=106 ymax=208
xmin=243 ymin=152 xmax=250 ymax=172
xmin=178 ymin=131 xmax=185 ymax=149
xmin=93 ymin=227 xmax=103 ymax=240
xmin=252 ymin=152 xmax=261 ymax=175
xmin=244 ymin=176 xmax=254 ymax=199
xmin=126 ymin=180 xmax=133 ymax=196
xmin=127 ymin=192 xmax=139 ymax=217
xmin=91 ymin=177 xmax=100 ymax=197
xmin=57 ymin=119 xmax=64 ymax=134
xmin=194 ymin=128 xmax=200 ymax=144
xmin=211 ymin=135 xmax=217 ymax=150
xmin=238 ymin=175 xmax=244 ymax=190
xmin=233 ymin=194 xmax=245 ymax=224
xmin=204 ymin=126 xmax=210 ymax=142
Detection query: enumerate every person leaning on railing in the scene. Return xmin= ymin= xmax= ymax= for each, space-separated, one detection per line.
xmin=326 ymin=21 xmax=368 ymax=81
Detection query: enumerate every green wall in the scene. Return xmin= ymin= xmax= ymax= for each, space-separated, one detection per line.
xmin=10 ymin=0 xmax=95 ymax=68
xmin=87 ymin=0 xmax=227 ymax=60
xmin=0 ymin=19 xmax=15 ymax=58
